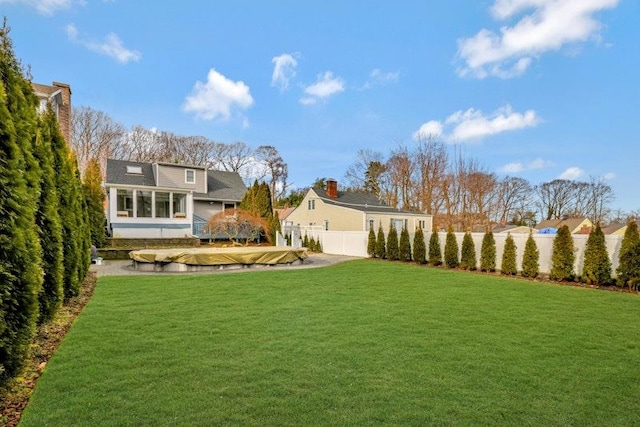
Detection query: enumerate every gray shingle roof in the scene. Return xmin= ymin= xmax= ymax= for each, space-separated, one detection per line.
xmin=194 ymin=170 xmax=247 ymax=202
xmin=313 ymin=188 xmax=419 ymax=215
xmin=105 ymin=159 xmax=156 ymax=186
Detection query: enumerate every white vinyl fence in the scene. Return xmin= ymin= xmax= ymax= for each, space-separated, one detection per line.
xmin=303 ymin=229 xmax=623 ymax=277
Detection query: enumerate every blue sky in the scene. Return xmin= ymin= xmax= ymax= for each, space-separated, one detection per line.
xmin=4 ymin=0 xmax=639 ymax=211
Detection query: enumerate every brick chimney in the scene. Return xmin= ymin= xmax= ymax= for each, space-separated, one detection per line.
xmin=53 ymin=82 xmax=72 ymax=144
xmin=326 ymin=179 xmax=338 ymax=199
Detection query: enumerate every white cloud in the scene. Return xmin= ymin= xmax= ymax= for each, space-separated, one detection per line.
xmin=271 ymin=53 xmax=298 ymax=91
xmin=602 ymin=172 xmax=615 ymax=180
xmin=66 ymin=24 xmax=141 ymax=64
xmin=363 ymin=68 xmax=400 ymax=89
xmin=183 ymin=68 xmax=254 ymax=121
xmin=0 ymin=0 xmax=83 ymax=15
xmin=559 ymin=166 xmax=585 ymax=180
xmin=299 ymin=71 xmax=345 ymax=105
xmin=413 ymin=120 xmax=443 ymax=140
xmin=457 ymin=0 xmax=619 ymax=78
xmin=498 ymin=157 xmax=552 ymax=173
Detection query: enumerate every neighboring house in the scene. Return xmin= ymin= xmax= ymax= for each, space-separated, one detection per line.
xmin=285 ymin=180 xmax=432 ymax=233
xmin=535 ymin=217 xmax=593 ymax=234
xmin=493 ymin=224 xmax=536 ymax=234
xmin=105 ymin=159 xmax=246 ymax=239
xmin=32 ymin=81 xmax=72 ymax=143
xmin=602 ymin=222 xmax=628 ymax=236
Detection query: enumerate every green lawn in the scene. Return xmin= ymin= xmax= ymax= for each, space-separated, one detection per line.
xmin=20 ymin=260 xmax=640 ymax=426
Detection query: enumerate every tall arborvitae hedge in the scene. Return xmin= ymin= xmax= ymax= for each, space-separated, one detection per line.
xmin=521 ymin=232 xmax=539 ymax=278
xmin=240 ymin=180 xmax=276 ymax=243
xmin=82 ymin=157 xmax=107 ymax=248
xmin=550 ymin=225 xmax=575 ymax=281
xmin=501 ymin=233 xmax=517 ymax=275
xmin=444 ymin=226 xmax=459 ymax=268
xmin=618 ymin=241 xmax=640 ymax=291
xmin=269 ymin=210 xmax=281 ymax=244
xmin=616 ymin=220 xmax=639 ymax=288
xmin=582 ymin=223 xmax=611 ymax=286
xmin=399 ymin=227 xmax=412 ymax=262
xmin=34 ymin=111 xmax=64 ymax=323
xmin=480 ymin=230 xmax=496 ymax=272
xmin=428 ymin=230 xmax=442 ymax=266
xmin=48 ymin=110 xmax=84 ymax=299
xmin=375 ymin=223 xmax=386 ymax=259
xmin=460 ymin=231 xmax=476 ymax=270
xmin=367 ymin=227 xmax=376 ymax=257
xmin=387 ymin=225 xmax=399 ymax=261
xmin=412 ymin=226 xmax=426 ymax=264
xmin=0 ymin=23 xmax=44 ymax=384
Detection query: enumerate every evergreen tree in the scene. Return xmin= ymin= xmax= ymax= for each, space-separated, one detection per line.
xmin=399 ymin=227 xmax=412 ymax=262
xmin=428 ymin=230 xmax=442 ymax=266
xmin=303 ymin=233 xmax=309 ymax=248
xmin=582 ymin=223 xmax=611 ymax=286
xmin=444 ymin=226 xmax=459 ymax=268
xmin=48 ymin=108 xmax=83 ymax=299
xmin=375 ymin=222 xmax=386 ymax=259
xmin=82 ymin=157 xmax=107 ymax=248
xmin=617 ymin=220 xmax=639 ymax=288
xmin=618 ymin=241 xmax=640 ymax=291
xmin=480 ymin=229 xmax=496 ymax=272
xmin=269 ymin=210 xmax=281 ymax=245
xmin=387 ymin=225 xmax=399 ymax=261
xmin=367 ymin=227 xmax=376 ymax=257
xmin=501 ymin=233 xmax=517 ymax=275
xmin=550 ymin=225 xmax=575 ymax=281
xmin=309 ymin=236 xmax=316 ymax=252
xmin=412 ymin=226 xmax=426 ymax=264
xmin=34 ymin=111 xmax=64 ymax=323
xmin=0 ymin=22 xmax=44 ymax=384
xmin=521 ymin=232 xmax=539 ymax=278
xmin=460 ymin=231 xmax=477 ymax=270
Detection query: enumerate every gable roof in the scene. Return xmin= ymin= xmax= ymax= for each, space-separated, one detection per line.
xmin=535 ymin=217 xmax=592 ymax=233
xmin=602 ymin=223 xmax=627 ymax=235
xmin=105 ymin=159 xmax=156 ymax=187
xmin=194 ymin=170 xmax=247 ymax=202
xmin=312 ymin=188 xmax=422 ymax=215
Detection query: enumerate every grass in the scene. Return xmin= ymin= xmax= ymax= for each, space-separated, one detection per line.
xmin=19 ymin=260 xmax=640 ymax=425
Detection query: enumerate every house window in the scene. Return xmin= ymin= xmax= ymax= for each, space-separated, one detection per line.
xmin=324 ymin=220 xmax=329 ymax=231
xmin=390 ymin=218 xmax=406 ymax=231
xmin=116 ymin=189 xmax=133 ymax=217
xmin=173 ymin=193 xmax=187 ymax=218
xmin=308 ymin=199 xmax=315 ymax=210
xmin=185 ymin=169 xmax=196 ymax=184
xmin=416 ymin=220 xmax=425 ymax=230
xmin=224 ymin=203 xmax=235 ymax=212
xmin=126 ymin=165 xmax=143 ymax=175
xmin=136 ymin=190 xmax=152 ymax=218
xmin=368 ymin=219 xmax=375 ymax=231
xmin=155 ymin=192 xmax=170 ymax=218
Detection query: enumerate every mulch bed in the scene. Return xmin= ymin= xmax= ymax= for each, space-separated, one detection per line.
xmin=0 ymin=272 xmax=97 ymax=427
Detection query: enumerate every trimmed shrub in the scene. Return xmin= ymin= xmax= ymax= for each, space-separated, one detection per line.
xmin=428 ymin=231 xmax=442 ymax=266
xmin=412 ymin=226 xmax=426 ymax=265
xmin=82 ymin=157 xmax=107 ymax=248
xmin=480 ymin=230 xmax=496 ymax=272
xmin=618 ymin=241 xmax=640 ymax=291
xmin=399 ymin=227 xmax=412 ymax=262
xmin=367 ymin=227 xmax=376 ymax=257
xmin=309 ymin=236 xmax=317 ymax=252
xmin=521 ymin=233 xmax=539 ymax=278
xmin=550 ymin=225 xmax=575 ymax=281
xmin=501 ymin=233 xmax=517 ymax=275
xmin=444 ymin=226 xmax=459 ymax=269
xmin=387 ymin=225 xmax=399 ymax=261
xmin=460 ymin=231 xmax=477 ymax=270
xmin=582 ymin=223 xmax=611 ymax=286
xmin=303 ymin=233 xmax=309 ymax=248
xmin=375 ymin=223 xmax=386 ymax=259
xmin=617 ymin=220 xmax=639 ymax=288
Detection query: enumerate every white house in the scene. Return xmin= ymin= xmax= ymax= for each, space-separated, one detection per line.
xmin=105 ymin=159 xmax=247 ymax=239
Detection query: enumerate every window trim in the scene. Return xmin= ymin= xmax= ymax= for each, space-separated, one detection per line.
xmin=185 ymin=169 xmax=196 ymax=184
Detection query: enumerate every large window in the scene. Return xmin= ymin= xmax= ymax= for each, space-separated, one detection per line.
xmin=173 ymin=193 xmax=187 ymax=218
xmin=136 ymin=191 xmax=152 ymax=218
xmin=390 ymin=218 xmax=407 ymax=231
xmin=155 ymin=192 xmax=170 ymax=218
xmin=116 ymin=189 xmax=133 ymax=217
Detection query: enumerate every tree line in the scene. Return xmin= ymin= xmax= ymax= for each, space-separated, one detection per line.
xmin=365 ymin=220 xmax=640 ymax=290
xmin=343 ymin=137 xmax=634 ymax=230
xmin=0 ymin=24 xmax=103 ymax=386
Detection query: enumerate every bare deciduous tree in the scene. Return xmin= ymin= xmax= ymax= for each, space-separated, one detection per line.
xmin=70 ymin=106 xmax=125 ymax=174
